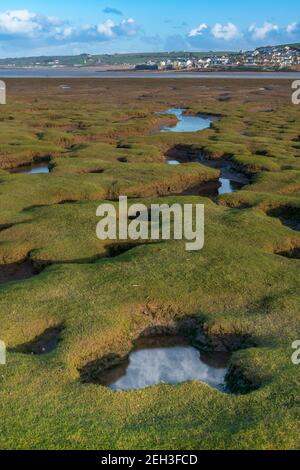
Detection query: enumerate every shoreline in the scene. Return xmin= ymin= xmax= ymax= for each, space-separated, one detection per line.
xmin=0 ymin=67 xmax=300 ymax=79
xmin=0 ymin=65 xmax=298 ymax=73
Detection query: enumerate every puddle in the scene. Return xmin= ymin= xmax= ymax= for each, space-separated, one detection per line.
xmin=92 ymin=336 xmax=230 ymax=392
xmin=280 ymin=218 xmax=300 ymax=232
xmin=192 ymin=156 xmax=248 ymax=196
xmin=267 ymin=208 xmax=300 ymax=232
xmin=164 ymin=139 xmax=248 ymax=196
xmin=166 ymin=155 xmax=248 ymax=196
xmin=218 ymin=178 xmax=244 ymax=195
xmin=13 ymin=326 xmax=63 ymax=355
xmin=0 ymin=259 xmax=40 ymax=285
xmin=10 ymin=163 xmax=50 ymax=174
xmin=159 ymin=108 xmax=213 ymax=133
xmin=217 ymin=167 xmax=247 ymax=195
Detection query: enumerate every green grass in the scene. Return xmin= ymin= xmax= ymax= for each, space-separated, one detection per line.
xmin=1 ymin=201 xmax=299 ymax=449
xmin=0 ymin=78 xmax=300 ymax=450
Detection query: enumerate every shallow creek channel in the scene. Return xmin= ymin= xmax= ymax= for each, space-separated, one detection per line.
xmin=159 ymin=108 xmax=249 ymax=196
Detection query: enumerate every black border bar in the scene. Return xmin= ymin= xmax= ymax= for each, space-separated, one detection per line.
xmin=0 ymin=450 xmax=299 ymax=466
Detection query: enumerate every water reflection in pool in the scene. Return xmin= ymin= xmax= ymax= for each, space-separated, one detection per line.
xmin=159 ymin=108 xmax=213 ymax=133
xmin=218 ymin=178 xmax=244 ymax=195
xmin=10 ymin=163 xmax=50 ymax=174
xmin=166 ymin=155 xmax=248 ymax=196
xmin=217 ymin=166 xmax=248 ymax=195
xmin=100 ymin=336 xmax=229 ymax=392
xmin=167 ymin=161 xmax=247 ymax=196
xmin=160 ymin=110 xmax=248 ymax=195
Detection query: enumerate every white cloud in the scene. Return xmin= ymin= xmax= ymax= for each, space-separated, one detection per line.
xmin=211 ymin=22 xmax=241 ymax=40
xmin=114 ymin=18 xmax=139 ymax=37
xmin=249 ymin=22 xmax=279 ymax=40
xmin=0 ymin=10 xmax=54 ymax=37
xmin=188 ymin=23 xmax=208 ymax=38
xmin=97 ymin=18 xmax=138 ymax=38
xmin=286 ymin=22 xmax=299 ymax=34
xmin=0 ymin=10 xmax=299 ymax=57
xmin=53 ymin=26 xmax=76 ymax=39
xmin=187 ymin=19 xmax=300 ymax=48
xmin=97 ymin=19 xmax=115 ymax=38
xmin=0 ymin=9 xmax=139 ymax=44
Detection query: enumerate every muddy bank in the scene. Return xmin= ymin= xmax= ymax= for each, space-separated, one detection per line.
xmin=105 ymin=243 xmax=141 ymax=258
xmin=267 ymin=207 xmax=300 ymax=232
xmin=173 ymin=179 xmax=221 ymax=197
xmin=89 ymin=169 xmax=105 ymax=174
xmin=0 ymin=223 xmax=14 ymax=233
xmin=0 ymin=259 xmax=43 ymax=285
xmin=12 ymin=325 xmax=64 ymax=355
xmin=275 ymin=247 xmax=300 ymax=259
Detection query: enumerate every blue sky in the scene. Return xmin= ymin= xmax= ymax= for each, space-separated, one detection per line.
xmin=0 ymin=1 xmax=299 ymax=57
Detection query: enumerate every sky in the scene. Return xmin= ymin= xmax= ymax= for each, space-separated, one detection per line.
xmin=0 ymin=1 xmax=299 ymax=58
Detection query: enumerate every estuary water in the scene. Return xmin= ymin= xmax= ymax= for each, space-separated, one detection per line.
xmin=1 ymin=68 xmax=300 ymax=79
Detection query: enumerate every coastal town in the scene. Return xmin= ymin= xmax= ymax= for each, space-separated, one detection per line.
xmin=0 ymin=44 xmax=299 ymax=71
xmin=135 ymin=45 xmax=300 ymax=71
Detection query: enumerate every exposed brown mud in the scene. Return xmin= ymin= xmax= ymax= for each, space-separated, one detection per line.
xmin=0 ymin=259 xmax=44 ymax=285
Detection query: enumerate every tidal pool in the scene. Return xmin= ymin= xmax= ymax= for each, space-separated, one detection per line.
xmin=197 ymin=159 xmax=248 ymax=196
xmin=161 ymin=110 xmax=248 ymax=195
xmin=159 ymin=108 xmax=213 ymax=133
xmin=166 ymin=156 xmax=247 ymax=196
xmin=218 ymin=178 xmax=244 ymax=195
xmin=217 ymin=167 xmax=248 ymax=195
xmin=10 ymin=163 xmax=50 ymax=174
xmin=99 ymin=336 xmax=229 ymax=392
xmin=280 ymin=218 xmax=300 ymax=232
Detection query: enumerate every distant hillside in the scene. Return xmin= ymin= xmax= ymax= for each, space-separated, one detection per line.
xmin=278 ymin=43 xmax=300 ymax=51
xmin=0 ymin=51 xmax=236 ymax=68
xmin=1 ymin=45 xmax=298 ymax=68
